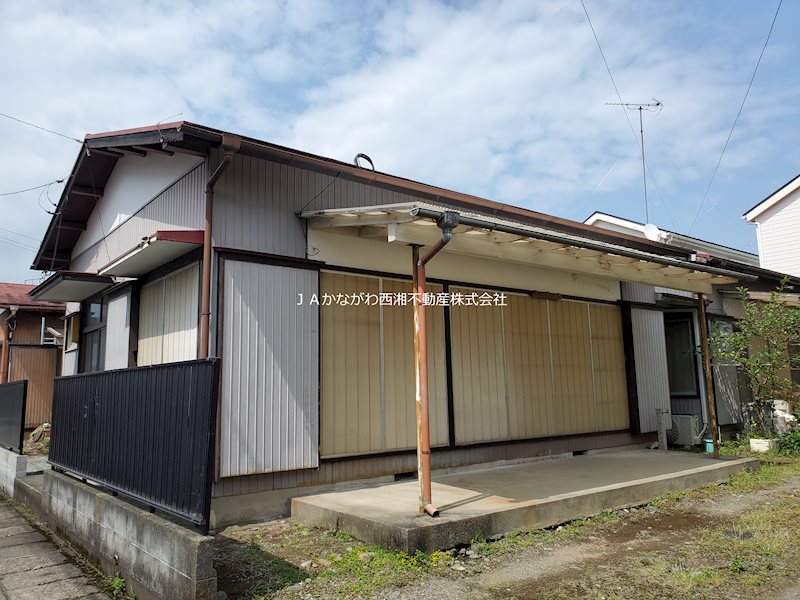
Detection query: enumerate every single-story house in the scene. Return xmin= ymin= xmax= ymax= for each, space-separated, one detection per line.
xmin=28 ymin=122 xmax=798 ymax=526
xmin=0 ymin=283 xmax=64 ymax=429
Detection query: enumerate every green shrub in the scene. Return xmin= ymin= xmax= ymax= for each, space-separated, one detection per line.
xmin=779 ymin=428 xmax=800 ymax=456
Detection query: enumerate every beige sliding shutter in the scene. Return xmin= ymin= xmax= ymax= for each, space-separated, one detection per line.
xmin=137 ymin=263 xmax=199 ymax=366
xmin=319 ymin=271 xmax=447 ymax=457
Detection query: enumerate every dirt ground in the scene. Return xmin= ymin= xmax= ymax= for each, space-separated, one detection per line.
xmin=214 ymin=454 xmax=800 ymax=600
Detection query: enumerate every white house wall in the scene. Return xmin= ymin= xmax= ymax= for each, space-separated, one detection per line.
xmin=219 ymin=259 xmax=319 ymax=478
xmin=71 ymin=161 xmax=207 ymax=273
xmin=756 ymin=190 xmax=800 ymax=277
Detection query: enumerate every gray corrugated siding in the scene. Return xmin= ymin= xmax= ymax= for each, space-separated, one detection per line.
xmin=104 ymin=292 xmax=130 ymax=370
xmin=630 ymin=309 xmax=671 ymax=432
xmin=220 ymin=259 xmax=319 ymax=477
xmin=621 ymin=282 xmax=657 ymax=304
xmin=70 ymin=161 xmax=207 ymax=273
xmin=212 ymin=152 xmax=428 ymax=256
xmin=714 ymin=363 xmax=743 ymax=425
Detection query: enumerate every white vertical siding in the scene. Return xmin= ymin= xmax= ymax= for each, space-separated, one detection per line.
xmin=104 ymin=291 xmax=130 ymax=370
xmin=758 ymin=192 xmax=800 ymax=277
xmin=137 ymin=263 xmax=199 ymax=366
xmin=220 ymin=260 xmax=319 ymax=477
xmin=630 ymin=309 xmax=671 ymax=432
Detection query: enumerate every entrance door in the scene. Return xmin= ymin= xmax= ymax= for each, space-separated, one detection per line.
xmin=663 ymin=312 xmax=703 ymax=421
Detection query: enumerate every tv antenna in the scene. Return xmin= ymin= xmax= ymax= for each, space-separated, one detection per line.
xmin=606 ymin=99 xmax=662 ymax=223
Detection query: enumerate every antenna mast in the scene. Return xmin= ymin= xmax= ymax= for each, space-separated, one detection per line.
xmin=606 ymin=99 xmax=662 ymax=222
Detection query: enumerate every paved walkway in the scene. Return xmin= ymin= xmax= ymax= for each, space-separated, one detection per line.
xmin=0 ymin=498 xmax=106 ymax=600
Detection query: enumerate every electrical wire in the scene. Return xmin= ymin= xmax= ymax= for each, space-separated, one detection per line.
xmin=0 ymin=112 xmax=83 ymax=144
xmin=0 ymin=178 xmax=65 ymax=197
xmin=685 ymin=0 xmax=783 ymax=238
xmin=0 ymin=226 xmax=39 ymax=242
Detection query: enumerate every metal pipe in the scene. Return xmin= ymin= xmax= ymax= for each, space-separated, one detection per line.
xmin=697 ymin=293 xmax=720 ymax=459
xmin=410 ymin=207 xmax=755 ymax=283
xmin=199 ymin=135 xmax=241 ymax=359
xmin=413 ymin=211 xmax=459 ymax=517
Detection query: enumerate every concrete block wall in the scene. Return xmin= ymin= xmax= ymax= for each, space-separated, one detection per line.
xmin=41 ymin=470 xmax=216 ymax=600
xmin=0 ymin=446 xmax=26 ymax=497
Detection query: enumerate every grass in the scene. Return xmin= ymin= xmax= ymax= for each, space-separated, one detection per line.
xmin=216 ymin=451 xmax=800 ymax=599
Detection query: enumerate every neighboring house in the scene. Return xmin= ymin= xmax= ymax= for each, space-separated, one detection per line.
xmin=28 ymin=122 xmax=800 ymax=526
xmin=744 ymin=173 xmax=800 ymax=277
xmin=584 ymin=213 xmax=762 ymax=437
xmin=0 ymin=283 xmax=64 ymax=429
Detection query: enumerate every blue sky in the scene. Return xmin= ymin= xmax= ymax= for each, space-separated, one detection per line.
xmin=0 ymin=0 xmax=797 ymax=283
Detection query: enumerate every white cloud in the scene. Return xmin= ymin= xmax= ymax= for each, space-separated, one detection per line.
xmin=0 ymin=0 xmax=797 ymax=281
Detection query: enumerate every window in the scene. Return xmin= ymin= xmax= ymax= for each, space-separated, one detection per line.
xmin=79 ymin=296 xmax=106 ymax=373
xmin=65 ymin=314 xmax=80 ymax=350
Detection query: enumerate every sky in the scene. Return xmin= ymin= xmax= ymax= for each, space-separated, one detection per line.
xmin=0 ymin=0 xmax=798 ymax=283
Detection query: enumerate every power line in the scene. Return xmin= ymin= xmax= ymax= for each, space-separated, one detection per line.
xmin=0 ymin=112 xmax=83 ymax=144
xmin=0 ymin=226 xmax=39 ymax=242
xmin=0 ymin=178 xmax=65 ymax=197
xmin=685 ymin=0 xmax=783 ymax=237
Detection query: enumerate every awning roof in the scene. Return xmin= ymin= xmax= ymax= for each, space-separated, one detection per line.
xmin=99 ymin=230 xmax=203 ymax=277
xmin=302 ymin=203 xmax=756 ymax=294
xmin=29 ymin=272 xmax=115 ymax=303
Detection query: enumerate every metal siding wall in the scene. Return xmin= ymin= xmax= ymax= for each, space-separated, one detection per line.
xmin=105 ymin=292 xmax=130 ymax=370
xmin=220 ymin=260 xmax=319 ymax=477
xmin=450 ymin=289 xmax=508 ymax=444
xmin=714 ymin=363 xmax=743 ymax=425
xmin=621 ymin=282 xmax=657 ymax=304
xmin=504 ymin=295 xmax=555 ymax=439
xmin=630 ymin=309 xmax=671 ymax=432
xmin=212 ymin=152 xmax=433 ymax=257
xmin=759 ymin=193 xmax=800 ymax=277
xmin=319 ymin=273 xmax=447 ymax=457
xmin=70 ymin=162 xmax=207 ymax=273
xmin=8 ymin=346 xmax=58 ymax=428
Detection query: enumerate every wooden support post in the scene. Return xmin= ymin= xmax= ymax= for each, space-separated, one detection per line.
xmin=697 ymin=293 xmax=720 ymax=459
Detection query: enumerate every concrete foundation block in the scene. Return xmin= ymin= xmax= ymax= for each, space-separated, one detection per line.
xmin=41 ymin=470 xmax=216 ymax=600
xmin=0 ymin=446 xmax=27 ymax=498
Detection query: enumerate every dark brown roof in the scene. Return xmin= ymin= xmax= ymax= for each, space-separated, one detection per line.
xmin=0 ymin=282 xmax=64 ymax=310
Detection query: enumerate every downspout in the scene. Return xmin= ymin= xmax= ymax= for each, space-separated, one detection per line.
xmin=199 ymin=135 xmax=241 ymax=359
xmin=0 ymin=309 xmax=8 ymax=384
xmin=0 ymin=306 xmax=18 ymax=384
xmin=414 ymin=211 xmax=460 ymax=517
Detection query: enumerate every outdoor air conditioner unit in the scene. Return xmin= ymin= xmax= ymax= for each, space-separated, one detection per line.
xmin=671 ymin=414 xmax=702 ymax=446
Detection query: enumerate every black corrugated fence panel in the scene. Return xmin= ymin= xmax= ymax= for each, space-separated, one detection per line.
xmin=0 ymin=380 xmax=27 ymax=454
xmin=48 ymin=359 xmax=219 ymax=529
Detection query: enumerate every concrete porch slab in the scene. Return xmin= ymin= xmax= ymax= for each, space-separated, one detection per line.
xmin=291 ymin=450 xmax=759 ymax=553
